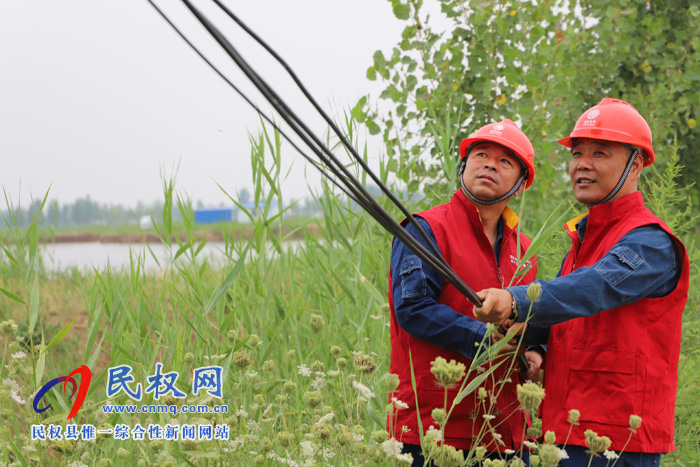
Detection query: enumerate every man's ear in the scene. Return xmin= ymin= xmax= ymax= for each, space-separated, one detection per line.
xmin=628 ymin=151 xmax=644 ymax=183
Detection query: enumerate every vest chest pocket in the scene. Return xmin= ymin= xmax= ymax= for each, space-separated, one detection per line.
xmin=566 ymin=347 xmax=639 ymax=427
xmin=400 ymin=256 xmax=426 ymax=298
xmin=594 ymin=245 xmax=643 ymax=286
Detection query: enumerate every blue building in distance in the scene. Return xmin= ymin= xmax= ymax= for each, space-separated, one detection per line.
xmin=193 ymin=202 xmax=279 ymax=224
xmin=193 ymin=207 xmax=232 ymax=224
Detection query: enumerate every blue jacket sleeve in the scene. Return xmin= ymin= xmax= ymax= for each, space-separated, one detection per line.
xmin=509 ymin=225 xmax=682 ymax=328
xmin=391 ymin=217 xmax=489 ymax=360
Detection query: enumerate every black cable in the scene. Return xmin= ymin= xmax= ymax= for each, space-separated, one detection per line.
xmin=178 ymin=0 xmax=485 ymax=306
xmin=149 ymin=0 xmax=484 ymax=306
xmin=210 ymin=0 xmax=443 ymax=260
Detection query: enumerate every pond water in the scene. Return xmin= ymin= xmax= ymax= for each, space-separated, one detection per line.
xmin=40 ymin=242 xmax=233 ymax=272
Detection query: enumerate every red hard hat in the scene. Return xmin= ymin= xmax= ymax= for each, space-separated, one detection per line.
xmin=459 ymin=119 xmax=535 ymax=188
xmin=558 ymin=98 xmax=655 ymax=166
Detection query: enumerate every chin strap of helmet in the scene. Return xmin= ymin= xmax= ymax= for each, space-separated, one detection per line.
xmin=458 ymin=149 xmax=527 ymax=206
xmin=587 ymin=147 xmax=639 ymax=207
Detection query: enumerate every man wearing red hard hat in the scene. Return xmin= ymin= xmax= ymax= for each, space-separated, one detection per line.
xmin=474 ymin=98 xmax=689 ymax=466
xmin=387 ymin=119 xmax=541 ymax=465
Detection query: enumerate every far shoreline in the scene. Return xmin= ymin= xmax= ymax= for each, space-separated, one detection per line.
xmin=39 ymin=224 xmax=320 ymax=244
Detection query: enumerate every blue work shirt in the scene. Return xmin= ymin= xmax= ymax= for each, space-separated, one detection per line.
xmin=390 ymin=216 xmax=504 ymax=361
xmin=507 ymin=215 xmax=682 ymax=346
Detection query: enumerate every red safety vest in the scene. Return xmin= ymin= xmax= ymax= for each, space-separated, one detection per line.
xmin=388 ymin=189 xmax=538 ymax=450
xmin=542 ymin=191 xmax=689 ymax=452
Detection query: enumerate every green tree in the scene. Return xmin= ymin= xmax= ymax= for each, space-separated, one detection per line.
xmin=358 ymin=0 xmax=700 ymax=220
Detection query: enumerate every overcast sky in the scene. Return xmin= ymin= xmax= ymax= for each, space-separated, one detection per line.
xmin=0 ymin=1 xmax=430 ymax=208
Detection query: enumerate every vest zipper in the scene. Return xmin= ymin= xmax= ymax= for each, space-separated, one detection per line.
xmin=497 ymin=266 xmax=502 ymax=283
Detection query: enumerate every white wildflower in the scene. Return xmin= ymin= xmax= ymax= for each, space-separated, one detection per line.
xmin=297 ymin=364 xmax=312 ymax=377
xmin=603 ymin=450 xmax=618 ymax=460
xmin=11 ymin=352 xmax=27 ymax=360
xmin=391 ymin=397 xmax=409 ymax=409
xmin=425 ymin=425 xmax=443 ymax=442
xmin=523 ymin=441 xmax=538 ymax=450
xmin=351 ymin=350 xmax=363 ymax=355
xmin=2 ymin=379 xmax=25 ymax=404
xmin=327 ymin=370 xmax=340 ymax=376
xmin=352 ymin=381 xmax=375 ymax=399
xmin=491 ymin=431 xmax=505 ymax=446
xmin=311 ymin=377 xmax=326 ymax=390
xmin=2 ymin=379 xmax=21 ymax=393
xmin=229 ymin=436 xmax=247 ymax=451
xmin=381 ymin=438 xmax=413 ymax=464
xmin=246 ymin=420 xmax=261 ymax=433
xmin=235 ymin=409 xmax=249 ymax=418
xmin=505 ymin=449 xmax=515 ymax=455
xmin=483 ymin=414 xmax=496 ymax=421
xmin=322 ymin=447 xmax=336 ymax=459
xmin=370 ymin=314 xmax=382 ymax=320
xmin=300 ymin=441 xmax=316 ymax=458
xmin=10 ymin=390 xmax=26 ymax=404
xmin=401 ymin=425 xmax=411 ymax=433
xmin=267 ymin=451 xmax=300 ymax=467
xmin=245 ymin=371 xmax=258 ymax=378
xmin=27 ymin=386 xmax=40 ymax=401
xmin=381 ymin=438 xmax=403 ymax=457
xmin=315 ymin=412 xmax=335 ymax=427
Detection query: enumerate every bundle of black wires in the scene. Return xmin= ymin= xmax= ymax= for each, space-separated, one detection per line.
xmin=147 ymin=0 xmax=529 ymax=371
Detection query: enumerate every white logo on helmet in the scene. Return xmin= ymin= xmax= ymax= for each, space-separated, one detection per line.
xmin=582 ymin=109 xmax=600 ymax=126
xmin=489 ymin=123 xmax=505 ymax=135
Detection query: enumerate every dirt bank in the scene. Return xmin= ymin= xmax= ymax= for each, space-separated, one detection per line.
xmin=40 ymin=224 xmax=320 ymax=244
